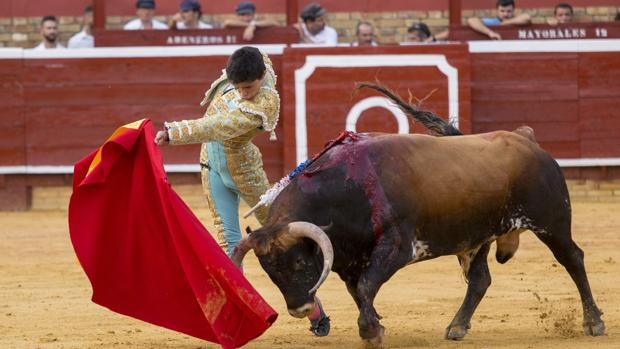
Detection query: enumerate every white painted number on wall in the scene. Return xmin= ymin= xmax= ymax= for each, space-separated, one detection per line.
xmin=595 ymin=28 xmax=608 ymax=38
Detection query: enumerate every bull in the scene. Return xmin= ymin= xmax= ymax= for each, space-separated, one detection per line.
xmin=232 ymin=83 xmax=605 ymax=344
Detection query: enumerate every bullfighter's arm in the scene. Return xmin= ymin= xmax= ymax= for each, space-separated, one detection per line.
xmin=165 ymin=88 xmax=279 ymax=145
xmin=164 ymin=110 xmax=262 ymax=145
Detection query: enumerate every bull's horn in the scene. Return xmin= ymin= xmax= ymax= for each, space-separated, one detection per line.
xmin=287 ymin=221 xmax=334 ymax=294
xmin=231 ymin=236 xmax=254 ymax=267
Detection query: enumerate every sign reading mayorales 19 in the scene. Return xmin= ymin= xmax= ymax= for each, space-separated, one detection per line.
xmin=518 ymin=27 xmax=609 ymax=40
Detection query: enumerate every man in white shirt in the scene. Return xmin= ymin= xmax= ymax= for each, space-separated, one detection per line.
xmin=169 ymin=0 xmax=213 ymax=29
xmin=34 ymin=16 xmax=66 ymax=50
xmin=295 ymin=3 xmax=338 ymax=46
xmin=124 ymin=0 xmax=168 ymax=30
xmin=68 ymin=5 xmax=94 ymax=48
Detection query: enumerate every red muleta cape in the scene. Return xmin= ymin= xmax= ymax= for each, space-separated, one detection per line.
xmin=68 ymin=119 xmax=277 ymax=349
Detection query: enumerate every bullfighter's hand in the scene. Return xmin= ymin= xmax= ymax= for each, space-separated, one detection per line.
xmin=154 ymin=130 xmax=170 ymax=146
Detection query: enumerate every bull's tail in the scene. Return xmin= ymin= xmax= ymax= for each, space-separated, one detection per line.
xmin=356 ymin=82 xmax=463 ymax=136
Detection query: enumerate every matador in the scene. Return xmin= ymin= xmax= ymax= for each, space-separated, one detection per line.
xmin=156 ymin=47 xmax=279 ymax=256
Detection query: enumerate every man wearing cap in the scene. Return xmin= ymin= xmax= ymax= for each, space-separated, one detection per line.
xmin=170 ymin=0 xmax=213 ymax=29
xmin=295 ymin=2 xmax=338 ymax=46
xmin=124 ymin=0 xmax=168 ymax=30
xmin=223 ymin=2 xmax=279 ymax=41
xmin=405 ymin=22 xmax=449 ymax=43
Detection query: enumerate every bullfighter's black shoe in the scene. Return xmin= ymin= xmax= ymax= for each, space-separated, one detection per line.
xmin=309 ymin=298 xmax=330 ymax=337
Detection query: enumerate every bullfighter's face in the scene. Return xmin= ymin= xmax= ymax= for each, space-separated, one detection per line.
xmin=234 ymin=77 xmax=263 ymax=100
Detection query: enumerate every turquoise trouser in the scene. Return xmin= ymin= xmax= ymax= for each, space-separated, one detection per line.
xmin=206 ymin=142 xmax=242 ymax=256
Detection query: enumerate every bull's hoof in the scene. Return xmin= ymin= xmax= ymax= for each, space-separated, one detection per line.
xmin=583 ymin=321 xmax=605 ymax=336
xmin=444 ymin=324 xmax=469 ymax=340
xmin=362 ymin=326 xmax=385 ymax=348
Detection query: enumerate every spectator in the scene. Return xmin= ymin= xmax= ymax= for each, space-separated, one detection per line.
xmin=408 ymin=22 xmax=432 ymax=42
xmin=295 ymin=2 xmax=338 ymax=45
xmin=406 ymin=22 xmax=449 ymax=43
xmin=548 ymin=3 xmax=574 ymax=25
xmin=223 ymin=2 xmax=279 ymax=41
xmin=352 ymin=21 xmax=377 ymax=46
xmin=68 ymin=5 xmax=94 ymax=48
xmin=34 ymin=16 xmax=65 ymax=50
xmin=169 ymin=0 xmax=213 ymax=29
xmin=124 ymin=0 xmax=167 ymax=30
xmin=467 ymin=0 xmax=531 ymax=40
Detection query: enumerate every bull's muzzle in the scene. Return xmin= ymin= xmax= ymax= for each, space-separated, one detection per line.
xmin=288 ymin=302 xmax=315 ymax=318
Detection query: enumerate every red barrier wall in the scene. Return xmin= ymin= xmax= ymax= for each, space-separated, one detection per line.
xmin=2 ymin=41 xmax=620 ymax=209
xmin=280 ymin=44 xmax=471 ymax=169
xmin=469 ymin=40 xmax=620 ymax=179
xmin=0 ymin=48 xmax=283 ymax=190
xmin=471 ymin=53 xmax=620 ymax=159
xmin=0 ymin=59 xmax=24 ymax=167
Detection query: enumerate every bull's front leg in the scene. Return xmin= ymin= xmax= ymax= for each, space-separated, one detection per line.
xmin=345 ymin=276 xmax=383 ymax=323
xmin=355 ymin=231 xmax=412 ymax=345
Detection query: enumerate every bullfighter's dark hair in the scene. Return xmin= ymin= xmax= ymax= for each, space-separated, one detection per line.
xmin=226 ymin=46 xmax=266 ymax=84
xmin=355 ymin=82 xmax=463 ymax=137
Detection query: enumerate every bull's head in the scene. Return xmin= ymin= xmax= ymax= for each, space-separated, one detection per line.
xmin=231 ymin=222 xmax=333 ymax=318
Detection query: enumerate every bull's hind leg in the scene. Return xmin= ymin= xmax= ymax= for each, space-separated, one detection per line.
xmin=445 ymin=242 xmax=491 ymax=340
xmin=533 ymin=225 xmax=605 ymax=336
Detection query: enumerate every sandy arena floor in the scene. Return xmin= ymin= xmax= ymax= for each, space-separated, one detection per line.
xmin=1 ymin=201 xmax=619 ymax=349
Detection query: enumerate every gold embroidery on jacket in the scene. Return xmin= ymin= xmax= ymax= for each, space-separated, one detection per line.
xmin=163 ymin=52 xmax=280 ymax=236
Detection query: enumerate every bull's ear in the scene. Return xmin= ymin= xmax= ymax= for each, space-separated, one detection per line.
xmin=245 ymin=226 xmax=253 ymax=235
